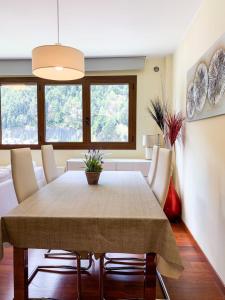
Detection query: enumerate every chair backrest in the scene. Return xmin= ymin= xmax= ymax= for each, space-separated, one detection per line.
xmin=11 ymin=148 xmax=38 ymax=204
xmin=147 ymin=145 xmax=159 ymax=187
xmin=151 ymin=148 xmax=172 ymax=208
xmin=41 ymin=144 xmax=58 ymax=183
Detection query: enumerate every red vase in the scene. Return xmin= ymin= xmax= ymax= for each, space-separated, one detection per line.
xmin=164 ymin=177 xmax=181 ymax=222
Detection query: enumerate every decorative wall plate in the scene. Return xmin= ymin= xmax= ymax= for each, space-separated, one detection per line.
xmin=208 ymin=48 xmax=225 ymax=105
xmin=186 ymin=82 xmax=196 ymax=119
xmin=193 ymin=63 xmax=208 ymax=112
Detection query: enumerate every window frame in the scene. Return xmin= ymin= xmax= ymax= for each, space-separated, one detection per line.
xmin=0 ymin=76 xmax=137 ymax=150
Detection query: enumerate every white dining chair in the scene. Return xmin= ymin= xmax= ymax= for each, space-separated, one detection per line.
xmin=41 ymin=144 xmax=93 ymax=268
xmin=10 ymin=148 xmax=92 ymax=289
xmin=41 ymin=145 xmax=67 ymax=258
xmin=41 ymin=144 xmax=59 ymax=183
xmin=147 ymin=145 xmax=159 ymax=187
xmin=41 ymin=144 xmax=68 ymax=258
xmin=103 ymin=149 xmax=172 ymax=298
xmin=151 ymin=148 xmax=172 ymax=208
xmin=11 ymin=148 xmax=38 ymax=204
xmin=103 ymin=148 xmax=172 ymax=299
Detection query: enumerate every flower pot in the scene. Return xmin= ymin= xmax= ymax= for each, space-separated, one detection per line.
xmin=85 ymin=172 xmax=101 ymax=185
xmin=164 ymin=177 xmax=182 ymax=222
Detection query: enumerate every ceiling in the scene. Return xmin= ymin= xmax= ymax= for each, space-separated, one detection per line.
xmin=0 ymin=0 xmax=202 ymax=59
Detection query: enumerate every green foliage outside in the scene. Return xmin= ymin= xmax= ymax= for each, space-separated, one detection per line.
xmin=1 ymin=83 xmax=129 ymax=144
xmin=45 ymin=85 xmax=82 ymax=142
xmin=91 ymin=84 xmax=128 ymax=142
xmin=1 ymin=84 xmax=38 ymax=144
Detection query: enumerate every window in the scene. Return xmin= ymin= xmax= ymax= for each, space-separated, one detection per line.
xmin=45 ymin=85 xmax=82 ymax=142
xmin=91 ymin=84 xmax=129 ymax=142
xmin=0 ymin=76 xmax=136 ymax=149
xmin=0 ymin=83 xmax=38 ymax=145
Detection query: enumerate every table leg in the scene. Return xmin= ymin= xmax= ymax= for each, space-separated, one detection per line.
xmin=13 ymin=247 xmax=28 ymax=300
xmin=76 ymin=254 xmax=82 ymax=300
xmin=99 ymin=254 xmax=105 ymax=300
xmin=144 ymin=253 xmax=156 ymax=300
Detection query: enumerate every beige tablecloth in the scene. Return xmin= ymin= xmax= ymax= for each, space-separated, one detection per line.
xmin=0 ymin=171 xmax=183 ymax=278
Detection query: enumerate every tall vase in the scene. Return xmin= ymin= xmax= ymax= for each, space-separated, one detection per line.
xmin=164 ymin=177 xmax=182 ymax=222
xmin=163 ymin=144 xmax=182 ymax=222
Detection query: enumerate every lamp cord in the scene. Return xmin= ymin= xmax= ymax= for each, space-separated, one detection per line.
xmin=57 ymin=0 xmax=60 ymax=44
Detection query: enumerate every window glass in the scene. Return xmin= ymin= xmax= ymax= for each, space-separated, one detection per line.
xmin=45 ymin=85 xmax=82 ymax=142
xmin=91 ymin=84 xmax=129 ymax=142
xmin=1 ymin=84 xmax=38 ymax=144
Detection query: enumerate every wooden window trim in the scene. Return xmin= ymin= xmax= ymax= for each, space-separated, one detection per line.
xmin=0 ymin=76 xmax=137 ymax=150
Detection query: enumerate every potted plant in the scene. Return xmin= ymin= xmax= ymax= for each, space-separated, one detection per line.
xmin=84 ymin=150 xmax=103 ymax=185
xmin=163 ymin=111 xmax=185 ymax=221
xmin=148 ymin=98 xmax=185 ymax=221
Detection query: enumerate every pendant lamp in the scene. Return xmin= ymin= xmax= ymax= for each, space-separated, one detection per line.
xmin=32 ymin=0 xmax=84 ymax=81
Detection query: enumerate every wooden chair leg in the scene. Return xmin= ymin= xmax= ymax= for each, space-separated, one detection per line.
xmin=13 ymin=247 xmax=28 ymax=300
xmin=76 ymin=254 xmax=82 ymax=300
xmin=99 ymin=254 xmax=105 ymax=300
xmin=144 ymin=253 xmax=156 ymax=300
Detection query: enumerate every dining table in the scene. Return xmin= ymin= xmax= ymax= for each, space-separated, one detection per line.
xmin=0 ymin=170 xmax=183 ymax=300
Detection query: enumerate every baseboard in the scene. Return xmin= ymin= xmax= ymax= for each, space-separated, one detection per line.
xmin=180 ymin=219 xmax=225 ymax=295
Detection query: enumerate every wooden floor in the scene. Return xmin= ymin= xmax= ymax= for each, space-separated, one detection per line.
xmin=0 ymin=222 xmax=224 ymax=300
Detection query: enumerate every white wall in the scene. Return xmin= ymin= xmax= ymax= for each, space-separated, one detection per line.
xmin=0 ymin=57 xmax=172 ymax=166
xmin=173 ymin=0 xmax=225 ymax=284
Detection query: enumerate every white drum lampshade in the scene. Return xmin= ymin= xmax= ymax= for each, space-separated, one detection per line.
xmin=32 ymin=44 xmax=85 ymax=81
